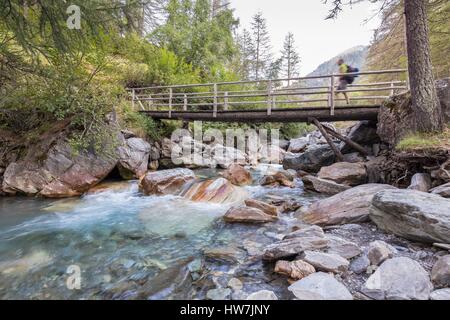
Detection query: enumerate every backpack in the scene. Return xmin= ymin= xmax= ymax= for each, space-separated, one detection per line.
xmin=345 ymin=65 xmax=359 ymax=84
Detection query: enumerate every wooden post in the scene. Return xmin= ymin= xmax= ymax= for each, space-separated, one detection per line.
xmin=169 ymin=88 xmax=173 ymax=119
xmin=148 ymin=94 xmax=152 ymax=111
xmin=267 ymin=80 xmax=272 ymax=116
xmin=311 ymin=118 xmax=344 ymax=162
xmin=224 ymin=92 xmax=229 ymax=111
xmin=183 ymin=94 xmax=188 ymax=111
xmin=131 ymin=88 xmax=135 ymax=111
xmin=213 ymin=83 xmax=218 ymax=118
xmin=390 ymin=82 xmax=395 ymax=96
xmin=330 ymin=75 xmax=335 ymax=116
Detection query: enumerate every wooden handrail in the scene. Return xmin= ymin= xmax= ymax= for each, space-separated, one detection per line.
xmin=129 ymin=69 xmax=408 ymax=116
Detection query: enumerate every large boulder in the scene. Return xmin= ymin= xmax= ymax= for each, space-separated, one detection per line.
xmin=302 ymin=175 xmax=351 ymax=195
xmin=340 ymin=120 xmax=379 ymax=153
xmin=287 ymin=137 xmax=309 ymax=153
xmin=362 ymin=257 xmax=433 ymax=300
xmin=431 ymin=255 xmax=450 ymax=288
xmin=182 ymin=178 xmax=248 ymax=204
xmin=223 ymin=206 xmax=277 ymax=224
xmin=407 ymin=173 xmax=432 ymax=192
xmin=430 ymin=183 xmax=450 ymax=198
xmin=222 ymin=164 xmax=252 ymax=186
xmin=370 ymin=189 xmax=450 ymax=243
xmin=288 ymin=272 xmax=353 ymax=300
xmin=283 ymin=144 xmax=336 ymax=173
xmin=139 ymin=168 xmax=195 ymax=196
xmin=301 ymin=184 xmax=396 ymax=226
xmin=2 ymin=130 xmax=119 ymax=198
xmin=317 ymin=162 xmax=367 ymax=186
xmin=117 ymin=137 xmax=151 ymax=179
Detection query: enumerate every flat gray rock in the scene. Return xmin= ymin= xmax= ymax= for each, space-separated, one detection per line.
xmin=326 ymin=235 xmax=362 ymax=259
xmin=302 ymin=250 xmax=349 ymax=273
xmin=370 ymin=189 xmax=450 ymax=243
xmin=362 ymin=257 xmax=433 ymax=300
xmin=430 ymin=288 xmax=450 ymax=300
xmin=288 ymin=272 xmax=353 ymax=300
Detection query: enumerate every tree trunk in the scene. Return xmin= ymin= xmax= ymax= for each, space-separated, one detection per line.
xmin=404 ymin=0 xmax=444 ymax=132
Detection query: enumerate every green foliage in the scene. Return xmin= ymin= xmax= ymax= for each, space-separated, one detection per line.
xmin=396 ymin=126 xmax=450 ymax=150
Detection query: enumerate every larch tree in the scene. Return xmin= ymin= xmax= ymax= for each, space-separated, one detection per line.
xmin=324 ymin=0 xmax=445 ymax=133
xmin=280 ymin=32 xmax=301 ymax=85
xmin=250 ymin=12 xmax=272 ymax=80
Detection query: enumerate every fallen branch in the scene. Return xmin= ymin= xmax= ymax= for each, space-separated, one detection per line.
xmin=310 ymin=118 xmax=344 ymax=162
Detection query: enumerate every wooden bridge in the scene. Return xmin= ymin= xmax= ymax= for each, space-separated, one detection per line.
xmin=130 ymin=69 xmax=408 ymax=123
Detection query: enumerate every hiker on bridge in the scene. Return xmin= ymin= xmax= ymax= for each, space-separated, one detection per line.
xmin=336 ymin=58 xmax=354 ymax=105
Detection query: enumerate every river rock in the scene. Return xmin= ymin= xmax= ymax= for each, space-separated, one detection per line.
xmin=211 ymin=145 xmax=247 ymax=169
xmin=117 ymin=137 xmax=151 ymax=179
xmin=326 ymin=235 xmax=362 ymax=259
xmin=302 ymin=184 xmax=396 ymax=226
xmin=244 ymin=199 xmax=278 ymax=217
xmin=302 ymin=251 xmax=349 ymax=273
xmin=283 ymin=144 xmax=336 ymax=173
xmin=350 ymin=255 xmax=370 ymax=274
xmin=222 ymin=164 xmax=252 ymax=186
xmin=274 ymin=260 xmax=316 ymax=280
xmin=224 ymin=207 xmax=277 ymax=224
xmin=368 ymin=240 xmax=396 ymax=266
xmin=246 ymin=290 xmax=278 ymax=300
xmin=370 ymin=189 xmax=450 ymax=243
xmin=263 ymin=234 xmax=328 ymax=261
xmin=407 ymin=173 xmax=432 ymax=192
xmin=206 ymin=288 xmax=231 ymax=300
xmin=362 ymin=257 xmax=433 ymax=300
xmin=317 ymin=162 xmax=367 ymax=186
xmin=288 ymin=272 xmax=353 ymax=300
xmin=263 ymin=226 xmax=328 ymax=261
xmin=182 ymin=178 xmax=247 ymax=204
xmin=430 ymin=183 xmax=450 ymax=198
xmin=302 ymin=175 xmax=351 ymax=195
xmin=431 ymin=255 xmax=450 ymax=288
xmin=288 ymin=137 xmax=309 ymax=153
xmin=139 ymin=168 xmax=195 ymax=196
xmin=203 ymin=246 xmax=246 ymax=264
xmin=2 ymin=129 xmax=119 ymax=197
xmin=283 ymin=225 xmax=325 ymax=240
xmin=430 ymin=288 xmax=450 ymax=300
xmin=259 ymin=144 xmax=285 ymax=164
xmin=259 ymin=170 xmax=295 ymax=188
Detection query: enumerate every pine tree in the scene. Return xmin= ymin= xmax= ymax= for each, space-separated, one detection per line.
xmin=237 ymin=29 xmax=255 ymax=80
xmin=250 ymin=12 xmax=272 ymax=80
xmin=280 ymin=32 xmax=300 ymax=85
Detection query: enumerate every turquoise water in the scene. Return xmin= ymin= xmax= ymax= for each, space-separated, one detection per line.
xmin=0 ymin=168 xmax=320 ymax=300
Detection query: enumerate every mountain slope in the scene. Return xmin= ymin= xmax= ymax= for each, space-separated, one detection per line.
xmin=305 ymin=45 xmax=369 ymax=87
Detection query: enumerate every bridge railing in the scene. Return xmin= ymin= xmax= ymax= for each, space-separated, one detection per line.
xmin=128 ymin=69 xmax=408 ymax=118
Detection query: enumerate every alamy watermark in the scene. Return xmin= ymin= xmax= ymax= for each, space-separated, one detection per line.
xmin=170 ymin=121 xmax=281 ymax=169
xmin=66 ymin=5 xmax=81 ymax=30
xmin=66 ymin=265 xmax=81 ymax=290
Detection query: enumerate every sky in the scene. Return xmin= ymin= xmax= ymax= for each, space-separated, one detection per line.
xmin=229 ymin=0 xmax=382 ymax=75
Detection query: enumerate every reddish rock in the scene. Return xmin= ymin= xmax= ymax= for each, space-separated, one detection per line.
xmin=222 ymin=164 xmax=252 ymax=186
xmin=139 ymin=168 xmax=195 ymax=196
